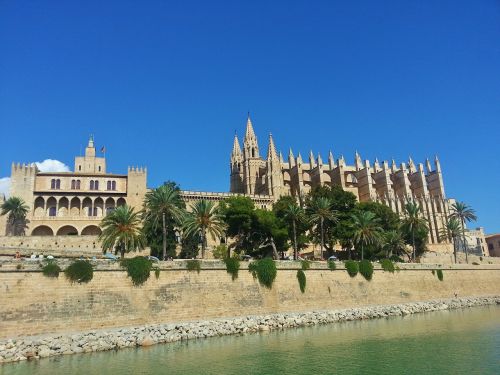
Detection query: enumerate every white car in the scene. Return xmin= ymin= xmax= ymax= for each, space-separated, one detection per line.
xmin=328 ymin=255 xmax=338 ymax=261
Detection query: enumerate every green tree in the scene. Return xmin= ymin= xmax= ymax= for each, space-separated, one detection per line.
xmin=219 ymin=196 xmax=255 ymax=255
xmin=439 ymin=217 xmax=462 ymax=264
xmin=183 ymin=200 xmax=226 ymax=259
xmin=357 ymin=201 xmax=400 ymax=232
xmin=99 ymin=205 xmax=145 ymax=258
xmin=449 ymin=201 xmax=477 ymax=264
xmin=251 ymin=209 xmax=288 ymax=259
xmin=350 ymin=211 xmax=383 ymax=260
xmin=279 ymin=201 xmax=305 ymax=260
xmin=307 ymin=196 xmax=338 ymax=259
xmin=382 ymin=230 xmax=407 ymax=259
xmin=143 ymin=182 xmax=185 ymax=260
xmin=401 ymin=202 xmax=428 ymax=261
xmin=1 ymin=196 xmax=29 ymax=236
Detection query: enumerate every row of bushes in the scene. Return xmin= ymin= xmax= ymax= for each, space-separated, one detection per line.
xmin=42 ymin=260 xmax=94 ymax=284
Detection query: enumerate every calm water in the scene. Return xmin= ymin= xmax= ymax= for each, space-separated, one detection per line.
xmin=2 ymin=306 xmax=499 ymax=375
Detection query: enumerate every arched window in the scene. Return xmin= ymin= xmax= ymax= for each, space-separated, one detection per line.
xmin=49 ymin=207 xmax=57 ymax=217
xmin=76 ymin=180 xmax=81 ymax=189
xmin=107 ymin=181 xmax=111 ymax=190
xmin=56 ymin=179 xmax=61 ymax=189
xmin=93 ymin=207 xmax=98 ymax=216
xmin=95 ymin=181 xmax=99 ymax=190
xmin=78 ymin=165 xmax=81 ymax=171
xmin=51 ymin=179 xmax=55 ymax=189
xmin=111 ymin=181 xmax=116 ymax=190
xmin=71 ymin=180 xmax=75 ymax=189
xmin=252 ymin=148 xmax=255 ymax=158
xmin=98 ymin=166 xmax=101 ymax=172
xmin=90 ymin=180 xmax=94 ymax=190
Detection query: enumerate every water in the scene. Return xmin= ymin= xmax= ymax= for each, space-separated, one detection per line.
xmin=2 ymin=306 xmax=499 ymax=375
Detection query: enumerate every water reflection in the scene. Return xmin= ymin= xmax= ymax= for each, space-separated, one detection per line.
xmin=2 ymin=306 xmax=499 ymax=375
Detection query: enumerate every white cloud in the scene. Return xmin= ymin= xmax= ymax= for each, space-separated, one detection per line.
xmin=0 ymin=177 xmax=10 ymax=198
xmin=35 ymin=159 xmax=71 ymax=173
xmin=0 ymin=159 xmax=70 ymax=199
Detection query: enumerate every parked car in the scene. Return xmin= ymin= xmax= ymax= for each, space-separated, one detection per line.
xmin=145 ymin=255 xmax=160 ymax=262
xmin=327 ymin=255 xmax=338 ymax=261
xmin=103 ymin=253 xmax=118 ymax=260
xmin=241 ymin=255 xmax=253 ymax=261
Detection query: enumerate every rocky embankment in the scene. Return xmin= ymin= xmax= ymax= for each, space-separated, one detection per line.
xmin=1 ymin=296 xmax=499 ymax=364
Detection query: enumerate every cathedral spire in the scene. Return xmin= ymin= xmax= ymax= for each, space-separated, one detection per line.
xmin=355 ymin=151 xmax=362 ymax=170
xmin=408 ymin=156 xmax=416 ymax=173
xmin=309 ymin=150 xmax=316 ymax=168
xmin=317 ymin=153 xmax=323 ymax=166
xmin=231 ymin=134 xmax=242 ymax=162
xmin=88 ymin=134 xmax=94 ymax=148
xmin=434 ymin=155 xmax=441 ymax=173
xmin=426 ymin=158 xmax=432 ymax=173
xmin=243 ymin=114 xmax=259 ymax=159
xmin=267 ymin=133 xmax=278 ymax=160
xmin=328 ymin=150 xmax=336 ymax=169
xmin=288 ymin=148 xmax=295 ymax=167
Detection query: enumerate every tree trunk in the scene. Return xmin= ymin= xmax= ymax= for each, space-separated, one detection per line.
xmin=320 ymin=217 xmax=324 ymax=260
xmin=453 ymin=236 xmax=457 ymax=264
xmin=270 ymin=237 xmax=279 ymax=260
xmin=361 ymin=244 xmax=364 ymax=261
xmin=292 ymin=220 xmax=298 ymax=260
xmin=201 ymin=227 xmax=206 ymax=259
xmin=461 ymin=218 xmax=468 ymax=264
xmin=162 ymin=212 xmax=167 ymax=261
xmin=411 ymin=229 xmax=416 ymax=262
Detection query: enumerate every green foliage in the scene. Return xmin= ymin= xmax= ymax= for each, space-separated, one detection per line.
xmin=154 ymin=267 xmax=160 ymax=279
xmin=42 ymin=262 xmax=61 ymax=278
xmin=359 ymin=260 xmax=374 ymax=281
xmin=301 ymin=260 xmax=311 ymax=270
xmin=436 ymin=269 xmax=444 ymax=281
xmin=472 ymin=262 xmax=479 ymax=265
xmin=186 ymin=259 xmax=201 ymax=273
xmin=248 ymin=258 xmax=277 ymax=289
xmin=16 ymin=264 xmax=23 ymax=270
xmin=344 ymin=260 xmax=359 ymax=277
xmin=390 ymin=255 xmax=404 ymax=263
xmin=121 ymin=256 xmax=152 ymax=286
xmin=64 ymin=260 xmax=93 ymax=283
xmin=224 ymin=256 xmax=240 ymax=280
xmin=99 ymin=205 xmax=146 ymax=258
xmin=327 ymin=260 xmax=336 ymax=270
xmin=212 ymin=244 xmax=229 ymax=259
xmin=350 ymin=211 xmax=383 ymax=260
xmin=380 ymin=259 xmax=395 ymax=273
xmin=357 ymin=202 xmax=401 ymax=232
xmin=178 ymin=235 xmax=200 ymax=259
xmin=296 ymin=269 xmax=306 ymax=293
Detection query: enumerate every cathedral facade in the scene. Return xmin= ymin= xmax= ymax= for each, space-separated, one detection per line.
xmin=230 ymin=116 xmax=451 ymax=246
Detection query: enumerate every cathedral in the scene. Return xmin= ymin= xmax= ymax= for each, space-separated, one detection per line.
xmin=230 ymin=116 xmax=451 ymax=246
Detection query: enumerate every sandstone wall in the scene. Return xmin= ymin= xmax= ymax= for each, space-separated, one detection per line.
xmin=1 ymin=262 xmax=499 ymax=339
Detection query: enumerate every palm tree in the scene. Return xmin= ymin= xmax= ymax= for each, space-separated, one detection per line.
xmin=382 ymin=230 xmax=406 ymax=259
xmin=449 ymin=201 xmax=477 ymax=263
xmin=439 ymin=217 xmax=462 ymax=264
xmin=183 ymin=200 xmax=226 ymax=259
xmin=401 ymin=201 xmax=428 ymax=262
xmin=307 ymin=197 xmax=338 ymax=259
xmin=350 ymin=211 xmax=382 ymax=260
xmin=282 ymin=203 xmax=305 ymax=260
xmin=1 ymin=197 xmax=29 ymax=236
xmin=143 ymin=184 xmax=185 ymax=260
xmin=99 ymin=205 xmax=145 ymax=258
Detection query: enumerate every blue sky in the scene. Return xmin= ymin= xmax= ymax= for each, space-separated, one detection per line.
xmin=0 ymin=1 xmax=499 ymax=232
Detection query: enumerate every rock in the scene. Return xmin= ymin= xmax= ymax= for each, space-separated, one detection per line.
xmin=138 ymin=336 xmax=155 ymax=347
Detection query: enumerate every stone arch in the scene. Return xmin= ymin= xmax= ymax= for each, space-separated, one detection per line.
xmin=81 ymin=225 xmax=102 ymax=236
xmin=32 ymin=225 xmax=54 ymax=236
xmin=56 ymin=225 xmax=79 ymax=236
xmin=82 ymin=197 xmax=92 ymax=217
xmin=94 ymin=197 xmax=104 ymax=217
xmin=46 ymin=197 xmax=57 ymax=217
xmin=58 ymin=197 xmax=69 ymax=217
xmin=116 ymin=197 xmax=126 ymax=207
xmin=34 ymin=197 xmax=45 ymax=217
xmin=105 ymin=197 xmax=115 ymax=215
xmin=70 ymin=197 xmax=81 ymax=216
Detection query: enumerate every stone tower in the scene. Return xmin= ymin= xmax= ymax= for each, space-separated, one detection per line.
xmin=74 ymin=135 xmax=106 ymax=174
xmin=126 ymin=166 xmax=147 ymax=210
xmin=242 ymin=115 xmax=262 ymax=195
xmin=229 ymin=134 xmax=244 ymax=193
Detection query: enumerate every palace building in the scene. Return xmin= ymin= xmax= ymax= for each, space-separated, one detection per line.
xmin=3 ymin=136 xmax=147 ymax=237
xmin=230 ymin=116 xmax=452 ymax=247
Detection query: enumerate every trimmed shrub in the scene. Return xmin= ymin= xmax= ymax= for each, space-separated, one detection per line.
xmin=472 ymin=262 xmax=479 ymax=265
xmin=301 ymin=260 xmax=311 ymax=270
xmin=297 ymin=269 xmax=306 ymax=293
xmin=344 ymin=260 xmax=359 ymax=277
xmin=121 ymin=257 xmax=152 ymax=286
xmin=248 ymin=258 xmax=277 ymax=289
xmin=186 ymin=259 xmax=201 ymax=273
xmin=359 ymin=260 xmax=374 ymax=281
xmin=380 ymin=259 xmax=395 ymax=273
xmin=16 ymin=264 xmax=23 ymax=270
xmin=154 ymin=267 xmax=160 ymax=279
xmin=389 ymin=255 xmax=404 ymax=263
xmin=436 ymin=269 xmax=444 ymax=281
xmin=42 ymin=262 xmax=61 ymax=278
xmin=327 ymin=260 xmax=336 ymax=271
xmin=65 ymin=260 xmax=93 ymax=283
xmin=224 ymin=257 xmax=240 ymax=280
